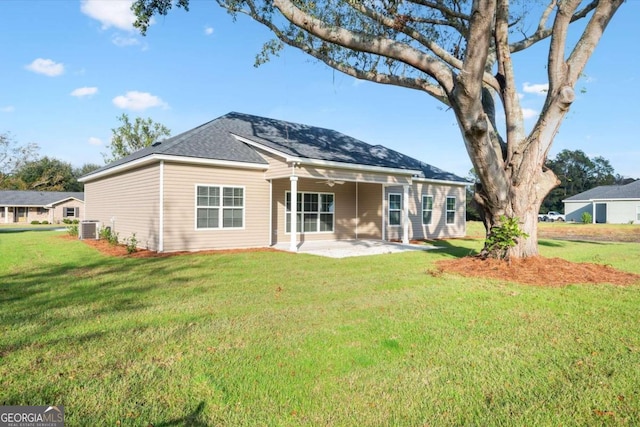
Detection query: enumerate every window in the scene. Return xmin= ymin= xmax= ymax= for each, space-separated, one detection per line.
xmin=388 ymin=193 xmax=402 ymax=226
xmin=636 ymin=206 xmax=640 ymax=222
xmin=37 ymin=207 xmax=47 ymax=215
xmin=286 ymin=192 xmax=334 ymax=233
xmin=446 ymin=196 xmax=456 ymax=224
xmin=64 ymin=207 xmax=79 ymax=217
xmin=422 ymin=195 xmax=433 ymax=225
xmin=196 ymin=185 xmax=244 ymax=229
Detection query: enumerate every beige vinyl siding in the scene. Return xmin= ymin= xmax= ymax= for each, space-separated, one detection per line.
xmin=50 ymin=199 xmax=83 ymax=223
xmin=355 ymin=182 xmax=383 ymax=239
xmin=84 ymin=163 xmax=160 ymax=250
xmin=162 ymin=162 xmax=270 ymax=252
xmin=385 ymin=182 xmax=466 ymax=240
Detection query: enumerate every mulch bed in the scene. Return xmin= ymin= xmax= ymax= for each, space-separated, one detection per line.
xmin=434 ymin=256 xmax=640 ymax=286
xmin=62 ymin=235 xmax=640 ymax=287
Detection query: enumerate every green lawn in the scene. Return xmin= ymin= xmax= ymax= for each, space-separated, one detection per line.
xmin=1 ymin=230 xmax=639 ymax=426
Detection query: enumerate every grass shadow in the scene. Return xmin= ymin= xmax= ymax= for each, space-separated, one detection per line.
xmin=155 ymin=401 xmax=209 ymax=427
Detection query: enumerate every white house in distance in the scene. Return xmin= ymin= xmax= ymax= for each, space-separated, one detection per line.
xmin=0 ymin=191 xmax=84 ymax=224
xmin=564 ymin=179 xmax=640 ymax=224
xmin=79 ymin=112 xmax=470 ymax=252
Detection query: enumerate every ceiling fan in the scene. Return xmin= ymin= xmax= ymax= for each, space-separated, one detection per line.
xmin=316 ymin=179 xmax=345 ymax=187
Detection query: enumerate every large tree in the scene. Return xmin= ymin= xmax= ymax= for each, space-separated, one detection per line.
xmin=14 ymin=157 xmax=76 ymax=191
xmin=103 ymin=113 xmax=170 ymax=164
xmin=132 ymin=0 xmax=623 ymax=259
xmin=0 ymin=132 xmax=39 ymax=189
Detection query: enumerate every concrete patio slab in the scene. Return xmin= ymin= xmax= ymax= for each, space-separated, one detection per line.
xmin=273 ymin=239 xmax=438 ymax=258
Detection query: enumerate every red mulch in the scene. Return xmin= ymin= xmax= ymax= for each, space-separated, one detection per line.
xmin=433 ymin=256 xmax=640 ymax=286
xmin=62 ymin=235 xmax=640 ymax=287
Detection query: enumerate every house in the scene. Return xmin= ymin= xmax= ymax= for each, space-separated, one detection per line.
xmin=79 ymin=112 xmax=470 ymax=252
xmin=0 ymin=191 xmax=84 ymax=224
xmin=564 ymin=180 xmax=640 ymax=224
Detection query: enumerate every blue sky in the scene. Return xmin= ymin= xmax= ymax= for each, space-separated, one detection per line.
xmin=1 ymin=1 xmax=638 ymax=179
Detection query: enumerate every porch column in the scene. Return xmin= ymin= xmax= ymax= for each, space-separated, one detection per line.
xmin=290 ymin=176 xmax=298 ymax=252
xmin=4 ymin=206 xmax=8 ymax=224
xmin=592 ymin=202 xmax=596 ymax=224
xmin=402 ymin=185 xmax=410 ymax=245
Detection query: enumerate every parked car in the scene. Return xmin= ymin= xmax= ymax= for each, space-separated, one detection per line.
xmin=538 ymin=211 xmax=566 ymax=222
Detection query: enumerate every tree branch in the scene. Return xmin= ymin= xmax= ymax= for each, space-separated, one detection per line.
xmin=272 ymin=0 xmax=456 ymax=91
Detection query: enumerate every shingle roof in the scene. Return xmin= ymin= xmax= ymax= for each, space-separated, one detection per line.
xmin=84 ymin=111 xmax=468 ymax=183
xmin=564 ymin=180 xmax=640 ymax=201
xmin=0 ymin=191 xmax=84 ymax=206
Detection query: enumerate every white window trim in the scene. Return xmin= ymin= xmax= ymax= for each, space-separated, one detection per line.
xmin=636 ymin=205 xmax=640 ymax=222
xmin=194 ymin=184 xmax=246 ymax=231
xmin=285 ymin=191 xmax=335 ymax=234
xmin=388 ymin=193 xmax=402 ymax=227
xmin=422 ymin=194 xmax=434 ymax=225
xmin=446 ymin=196 xmax=456 ymax=225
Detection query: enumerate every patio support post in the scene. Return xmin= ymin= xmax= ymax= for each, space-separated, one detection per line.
xmin=402 ymin=185 xmax=410 ymax=245
xmin=290 ymin=175 xmax=298 ymax=252
xmin=4 ymin=206 xmax=8 ymax=224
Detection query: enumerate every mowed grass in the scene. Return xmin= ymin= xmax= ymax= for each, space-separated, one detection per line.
xmin=1 ymin=229 xmax=639 ymax=426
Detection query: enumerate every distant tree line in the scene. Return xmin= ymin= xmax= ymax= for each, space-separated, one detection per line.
xmin=467 ymin=149 xmax=637 ymax=220
xmin=0 ymin=114 xmax=170 ymax=192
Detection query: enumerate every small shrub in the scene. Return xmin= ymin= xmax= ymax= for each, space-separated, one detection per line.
xmin=30 ymin=220 xmax=41 ymax=225
xmin=99 ymin=227 xmax=119 ymax=245
xmin=72 ymin=219 xmax=79 ymax=224
xmin=41 ymin=220 xmax=49 ymax=225
xmin=62 ymin=218 xmax=72 ymax=224
xmin=485 ymin=215 xmax=529 ymax=260
xmin=67 ymin=224 xmax=79 ymax=237
xmin=581 ymin=212 xmax=592 ymax=224
xmin=125 ymin=233 xmax=138 ymax=254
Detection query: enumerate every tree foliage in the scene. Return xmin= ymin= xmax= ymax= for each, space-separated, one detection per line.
xmin=102 ymin=114 xmax=170 ymax=164
xmin=0 ymin=132 xmax=40 ymax=189
xmin=542 ymin=149 xmax=615 ymax=212
xmin=131 ymin=0 xmax=624 ymax=259
xmin=14 ymin=157 xmax=77 ymax=191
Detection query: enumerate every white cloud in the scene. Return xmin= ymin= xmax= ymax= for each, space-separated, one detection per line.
xmin=112 ymin=34 xmax=140 ymax=47
xmin=522 ymin=108 xmax=539 ymax=120
xmin=71 ymin=87 xmax=98 ymax=97
xmin=523 ymin=82 xmax=548 ymax=95
xmin=204 ymin=26 xmax=214 ymax=36
xmin=25 ymin=58 xmax=64 ymax=76
xmin=1 ymin=106 xmax=15 ymax=113
xmin=112 ymin=91 xmax=168 ymax=111
xmin=88 ymin=137 xmax=103 ymax=146
xmin=80 ymin=0 xmax=136 ymax=31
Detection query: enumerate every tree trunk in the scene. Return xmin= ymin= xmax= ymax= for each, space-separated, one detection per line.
xmin=471 ymin=135 xmax=560 ymax=260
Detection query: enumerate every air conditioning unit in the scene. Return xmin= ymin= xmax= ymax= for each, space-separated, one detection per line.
xmin=80 ymin=220 xmax=100 ymax=240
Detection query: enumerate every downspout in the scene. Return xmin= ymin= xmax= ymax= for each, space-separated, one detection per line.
xmin=289 ymin=162 xmax=299 ymax=252
xmin=269 ymin=179 xmax=273 ymax=246
xmin=159 ymin=160 xmax=164 ymax=252
xmin=381 ymin=185 xmax=386 ymax=242
xmin=402 ymin=184 xmax=410 ymax=245
xmin=355 ymin=181 xmax=359 ymax=240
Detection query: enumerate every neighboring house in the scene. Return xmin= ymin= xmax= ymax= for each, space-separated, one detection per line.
xmin=564 ymin=180 xmax=640 ymax=224
xmin=79 ymin=112 xmax=470 ymax=252
xmin=0 ymin=191 xmax=84 ymax=224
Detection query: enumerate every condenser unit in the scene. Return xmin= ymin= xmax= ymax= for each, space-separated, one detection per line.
xmin=80 ymin=220 xmax=100 ymax=240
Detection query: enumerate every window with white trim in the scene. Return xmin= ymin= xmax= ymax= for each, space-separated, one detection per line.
xmin=286 ymin=192 xmax=334 ymax=233
xmin=422 ymin=195 xmax=433 ymax=225
xmin=388 ymin=193 xmax=402 ymax=226
xmin=446 ymin=196 xmax=456 ymax=224
xmin=196 ymin=185 xmax=244 ymax=229
xmin=636 ymin=205 xmax=640 ymax=222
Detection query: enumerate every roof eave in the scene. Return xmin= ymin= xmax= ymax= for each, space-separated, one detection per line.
xmin=79 ymin=154 xmax=269 ymax=183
